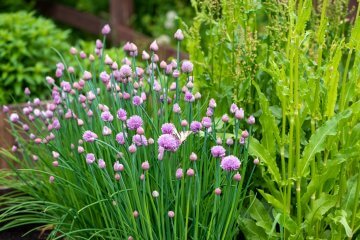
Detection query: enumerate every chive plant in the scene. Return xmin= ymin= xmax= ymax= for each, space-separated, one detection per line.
xmin=0 ymin=25 xmax=257 ymax=239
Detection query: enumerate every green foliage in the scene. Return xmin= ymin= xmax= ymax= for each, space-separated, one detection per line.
xmin=187 ymin=0 xmax=360 ymax=238
xmin=0 ymin=11 xmax=70 ymax=104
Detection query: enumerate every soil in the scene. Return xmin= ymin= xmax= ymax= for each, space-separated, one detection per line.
xmin=0 ymin=226 xmax=50 ymax=240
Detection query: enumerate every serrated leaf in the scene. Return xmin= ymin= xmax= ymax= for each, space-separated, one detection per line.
xmin=298 ymin=109 xmax=352 ymax=176
xmin=249 ymin=137 xmax=281 ymax=183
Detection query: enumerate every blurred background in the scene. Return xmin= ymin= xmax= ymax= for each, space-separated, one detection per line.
xmin=0 ymin=0 xmax=194 ymax=104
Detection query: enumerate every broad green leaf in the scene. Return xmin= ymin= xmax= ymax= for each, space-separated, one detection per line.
xmin=305 ymin=193 xmax=337 ymax=224
xmin=249 ymin=137 xmax=281 ymax=183
xmin=238 ymin=219 xmax=268 ymax=240
xmin=298 ymin=109 xmax=352 ymax=176
xmin=331 ymin=210 xmax=353 ymax=238
xmin=258 ymin=189 xmax=284 ymax=211
xmin=253 ymin=82 xmax=281 ymax=158
xmin=248 ymin=192 xmax=273 ymax=235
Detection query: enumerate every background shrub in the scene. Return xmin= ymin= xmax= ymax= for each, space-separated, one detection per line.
xmin=0 ymin=11 xmax=70 ymax=104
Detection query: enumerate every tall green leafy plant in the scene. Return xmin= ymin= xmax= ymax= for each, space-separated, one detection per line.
xmin=241 ymin=0 xmax=360 ymax=239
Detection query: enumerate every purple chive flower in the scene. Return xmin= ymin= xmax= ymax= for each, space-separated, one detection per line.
xmin=101 ymin=111 xmax=114 ymax=122
xmin=61 ymin=81 xmax=71 ymax=92
xmin=168 ymin=211 xmax=175 ymax=218
xmin=150 ymin=40 xmax=159 ymax=52
xmin=116 ymin=132 xmax=126 ymax=145
xmin=117 ymin=108 xmax=127 ymax=121
xmin=141 ymin=161 xmax=150 ymax=171
xmin=173 ymin=103 xmax=181 ymax=113
xmin=206 ymin=107 xmax=214 ymax=117
xmin=248 ymin=115 xmax=256 ymax=125
xmin=201 ymin=117 xmax=212 ymax=128
xmin=9 ymin=113 xmax=19 ymax=123
xmin=209 ymin=98 xmax=216 ymax=108
xmin=102 ymin=24 xmax=111 ymax=35
xmin=235 ymin=108 xmax=244 ymax=119
xmin=158 ymin=134 xmax=180 ymax=152
xmin=83 ymin=130 xmax=98 ymax=142
xmin=184 ymin=91 xmax=195 ymax=102
xmin=211 ymin=145 xmax=226 ymax=158
xmin=24 ymin=87 xmax=31 ymax=95
xmin=98 ymin=159 xmax=106 ymax=169
xmin=3 ymin=105 xmax=9 ymax=113
xmin=190 ymin=121 xmax=202 ymax=133
xmin=132 ymin=134 xmax=148 ymax=146
xmin=86 ymin=153 xmax=96 ymax=164
xmin=158 ymin=146 xmax=165 ymax=160
xmin=220 ymin=155 xmax=241 ymax=171
xmin=132 ymin=96 xmax=143 ymax=106
xmin=181 ymin=60 xmax=193 ymax=73
xmin=174 ymin=29 xmax=184 ymax=41
xmin=176 ymin=168 xmax=183 ymax=179
xmin=127 ymin=115 xmax=143 ymax=130
xmin=114 ymin=161 xmax=124 ymax=172
xmin=230 ymin=103 xmax=239 ymax=113
xmin=161 ymin=123 xmax=175 ymax=134
xmin=119 ymin=65 xmax=132 ymax=78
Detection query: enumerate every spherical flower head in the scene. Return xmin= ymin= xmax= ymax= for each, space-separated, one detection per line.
xmin=101 ymin=111 xmax=114 ymax=122
xmin=206 ymin=107 xmax=214 ymax=117
xmin=83 ymin=130 xmax=98 ymax=142
xmin=98 ymin=159 xmax=106 ymax=169
xmin=24 ymin=87 xmax=31 ymax=96
xmin=201 ymin=117 xmax=212 ymax=128
xmin=211 ymin=145 xmax=226 ymax=158
xmin=241 ymin=130 xmax=249 ymax=138
xmin=186 ymin=168 xmax=195 ymax=176
xmin=150 ymin=40 xmax=159 ymax=52
xmin=194 ymin=92 xmax=201 ymax=99
xmin=52 ymin=161 xmax=59 ymax=167
xmin=253 ymin=158 xmax=260 ymax=165
xmin=175 ymin=168 xmax=183 ymax=179
xmin=214 ymin=188 xmax=222 ymax=195
xmin=10 ymin=113 xmax=19 ymax=123
xmin=233 ymin=172 xmax=242 ymax=181
xmin=83 ymin=71 xmax=92 ymax=80
xmin=173 ymin=69 xmax=180 ymax=78
xmin=142 ymin=50 xmax=150 ymax=60
xmin=86 ymin=153 xmax=96 ymax=164
xmin=3 ymin=105 xmax=9 ymax=113
xmin=78 ymin=146 xmax=84 ymax=153
xmin=114 ymin=161 xmax=124 ymax=171
xmin=161 ymin=123 xmax=175 ymax=134
xmin=137 ymin=127 xmax=144 ymax=135
xmin=173 ymin=103 xmax=181 ymax=113
xmin=226 ymin=138 xmax=234 ymax=146
xmin=49 ymin=176 xmax=55 ymax=183
xmin=127 ymin=115 xmax=143 ymax=130
xmin=96 ymin=39 xmax=103 ymax=49
xmin=132 ymin=96 xmax=143 ymax=106
xmin=152 ymin=190 xmax=159 ymax=198
xmin=209 ymin=98 xmax=216 ymax=108
xmin=11 ymin=145 xmax=17 ymax=152
xmin=160 ymin=61 xmax=167 ymax=69
xmin=222 ymin=114 xmax=229 ymax=123
xmin=101 ymin=24 xmax=111 ymax=35
xmin=117 ymin=108 xmax=127 ymax=121
xmin=220 ymin=155 xmax=241 ymax=171
xmin=132 ymin=134 xmax=148 ymax=146
xmin=120 ymin=65 xmax=132 ymax=78
xmin=158 ymin=134 xmax=180 ymax=152
xmin=190 ymin=121 xmax=202 ymax=133
xmin=174 ymin=29 xmax=184 ymax=41
xmin=141 ymin=161 xmax=150 ymax=171
xmin=248 ymin=115 xmax=256 ymax=125
xmin=115 ymin=173 xmax=121 ymax=180
xmin=230 ymin=103 xmax=239 ymax=113
xmin=235 ymin=108 xmax=244 ymax=119
xmin=189 ymin=152 xmax=198 ymax=161
xmin=133 ymin=210 xmax=139 ymax=218
xmin=102 ymin=126 xmax=112 ymax=136
xmin=129 ymin=144 xmax=137 ymax=153
xmin=52 ymin=151 xmax=60 ymax=159
xmin=181 ymin=60 xmax=193 ymax=73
